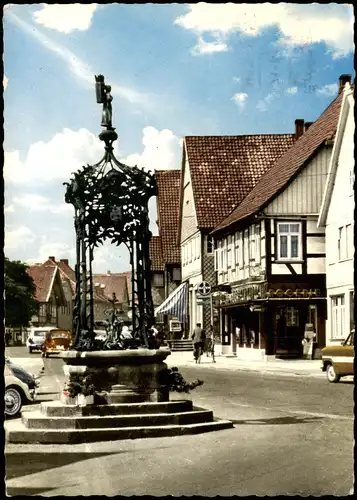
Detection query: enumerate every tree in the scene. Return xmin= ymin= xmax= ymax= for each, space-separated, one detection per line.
xmin=4 ymin=257 xmax=38 ymax=328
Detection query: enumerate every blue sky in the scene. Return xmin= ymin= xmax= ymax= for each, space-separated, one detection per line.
xmin=4 ymin=3 xmax=354 ymax=272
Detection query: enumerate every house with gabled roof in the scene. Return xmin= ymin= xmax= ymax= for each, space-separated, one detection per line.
xmin=211 ymin=75 xmax=350 ymax=360
xmin=177 ymin=133 xmax=295 ymax=337
xmin=318 ymin=80 xmax=354 ymax=345
xmin=92 ymin=272 xmax=130 ymax=323
xmin=27 ymin=258 xmax=68 ymax=329
xmin=152 ymin=170 xmax=184 ymax=333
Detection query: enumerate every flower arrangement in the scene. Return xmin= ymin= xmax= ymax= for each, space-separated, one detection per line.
xmin=65 ymin=372 xmax=97 ymax=398
xmin=159 ymin=366 xmax=204 ymax=393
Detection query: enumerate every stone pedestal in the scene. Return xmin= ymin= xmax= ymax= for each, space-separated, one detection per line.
xmin=59 ymin=347 xmax=172 ymax=404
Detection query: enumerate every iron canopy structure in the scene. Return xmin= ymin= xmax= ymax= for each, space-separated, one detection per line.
xmin=64 ymin=75 xmax=156 ymax=351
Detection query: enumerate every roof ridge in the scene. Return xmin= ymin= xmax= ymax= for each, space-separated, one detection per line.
xmin=212 ymin=92 xmax=343 ymax=233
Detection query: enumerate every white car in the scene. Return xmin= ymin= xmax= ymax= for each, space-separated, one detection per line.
xmin=26 ymin=326 xmax=59 ymax=353
xmin=5 ymin=364 xmax=37 ymax=417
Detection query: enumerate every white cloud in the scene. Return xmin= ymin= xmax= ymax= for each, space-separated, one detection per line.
xmin=233 ymin=76 xmax=241 ymax=83
xmin=12 ymin=194 xmax=73 ymax=215
xmin=33 ymin=4 xmax=98 ymax=33
xmin=121 ymin=126 xmax=181 ymax=172
xmin=26 ymin=241 xmax=76 ymax=266
xmin=175 ymin=4 xmax=354 ymax=59
xmin=5 ymin=10 xmax=150 ymax=106
xmin=232 ymin=92 xmax=248 ymax=110
xmin=191 ymin=35 xmax=229 ymax=56
xmin=286 ymin=86 xmax=298 ymax=94
xmin=5 ymin=226 xmax=36 ymax=250
xmin=316 ymin=83 xmax=339 ymax=96
xmin=4 ymin=128 xmax=113 ymax=184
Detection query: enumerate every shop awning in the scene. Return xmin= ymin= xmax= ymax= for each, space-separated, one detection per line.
xmin=154 ymin=282 xmax=188 ymax=323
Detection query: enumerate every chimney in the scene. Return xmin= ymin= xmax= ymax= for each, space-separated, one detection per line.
xmin=60 ymin=259 xmax=69 ymax=266
xmin=304 ymin=121 xmax=313 ymax=132
xmin=48 ymin=256 xmax=56 ymax=262
xmin=339 ymin=74 xmax=352 ymax=94
xmin=295 ymin=119 xmax=305 ymax=140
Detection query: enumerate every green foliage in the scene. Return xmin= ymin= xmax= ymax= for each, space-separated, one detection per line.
xmin=66 ymin=373 xmax=97 ymax=398
xmin=159 ymin=366 xmax=204 ymax=393
xmin=5 ymin=257 xmax=38 ymax=328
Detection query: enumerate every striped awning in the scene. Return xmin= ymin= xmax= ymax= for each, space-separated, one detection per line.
xmin=154 ymin=282 xmax=188 ymax=323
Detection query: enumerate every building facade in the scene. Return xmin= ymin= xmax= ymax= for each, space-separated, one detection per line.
xmin=178 ymin=134 xmax=295 ymax=337
xmin=212 ymin=82 xmax=345 ymax=359
xmin=318 ymin=79 xmax=354 ymax=345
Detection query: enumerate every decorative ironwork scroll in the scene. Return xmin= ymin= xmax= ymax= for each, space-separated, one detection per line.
xmin=64 ymin=75 xmax=156 ymax=351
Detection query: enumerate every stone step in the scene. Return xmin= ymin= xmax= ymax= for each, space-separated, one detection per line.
xmin=21 ymin=408 xmax=213 ymax=429
xmin=40 ymin=400 xmax=193 ymax=417
xmin=171 ymin=348 xmax=193 ymax=352
xmin=5 ymin=418 xmax=233 ymax=444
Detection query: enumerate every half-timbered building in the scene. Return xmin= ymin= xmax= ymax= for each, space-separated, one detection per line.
xmin=177 ymin=134 xmax=295 ymax=337
xmin=211 ymin=76 xmax=348 ymax=359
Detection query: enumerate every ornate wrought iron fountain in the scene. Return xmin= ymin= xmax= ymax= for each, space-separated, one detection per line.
xmin=64 ymin=75 xmax=156 ymax=351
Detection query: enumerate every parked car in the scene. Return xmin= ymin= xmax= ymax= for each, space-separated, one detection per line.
xmin=321 ymin=329 xmax=354 ymax=383
xmin=26 ymin=326 xmax=58 ymax=353
xmin=43 ymin=329 xmax=72 ymax=357
xmin=5 ymin=358 xmax=39 ymax=417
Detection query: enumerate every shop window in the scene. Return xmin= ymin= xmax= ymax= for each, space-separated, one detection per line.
xmin=286 ymin=307 xmax=299 ymax=326
xmin=331 ymin=294 xmax=345 ymax=340
xmin=277 ymin=222 xmax=302 ymax=260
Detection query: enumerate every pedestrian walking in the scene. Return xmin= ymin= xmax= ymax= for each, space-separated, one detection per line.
xmin=191 ymin=323 xmax=205 ymax=363
xmin=40 ymin=331 xmax=55 ymax=374
xmin=204 ymin=324 xmax=216 ymax=362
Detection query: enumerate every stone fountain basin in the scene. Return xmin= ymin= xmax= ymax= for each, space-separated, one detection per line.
xmin=58 ymin=348 xmax=172 ymax=402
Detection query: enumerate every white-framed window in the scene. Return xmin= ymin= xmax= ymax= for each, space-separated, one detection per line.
xmin=243 ymin=229 xmax=249 ymax=266
xmin=222 ymin=239 xmax=227 ymax=271
xmin=249 ymin=226 xmax=255 ymax=261
xmin=331 ymin=294 xmax=346 ymax=340
xmin=349 ymin=290 xmax=354 ymax=331
xmin=214 ymin=248 xmax=219 ymax=271
xmin=349 ymin=168 xmax=354 ymax=196
xmin=255 ymin=224 xmax=261 ymax=264
xmin=195 ymin=236 xmax=200 ymax=259
xmin=346 ymin=224 xmax=352 ymax=259
xmin=234 ymin=232 xmax=239 ymax=268
xmin=338 ymin=226 xmax=346 ymax=261
xmin=277 ymin=222 xmax=302 ymax=260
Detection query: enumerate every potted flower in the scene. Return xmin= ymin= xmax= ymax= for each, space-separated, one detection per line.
xmin=158 ymin=366 xmax=204 ymax=401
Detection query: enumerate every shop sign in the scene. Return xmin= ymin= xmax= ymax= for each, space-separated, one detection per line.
xmin=221 ymin=283 xmax=267 ymax=306
xmin=266 ymin=288 xmax=321 ymax=299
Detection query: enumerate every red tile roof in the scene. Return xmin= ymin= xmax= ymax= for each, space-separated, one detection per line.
xmin=155 ymin=170 xmax=181 ymax=264
xmin=149 ymin=235 xmax=164 ymax=271
xmin=184 ymin=134 xmax=295 ymax=230
xmin=43 ymin=258 xmax=76 ymax=295
xmin=92 ymin=273 xmax=129 ymax=304
xmin=213 ymin=92 xmax=343 ymax=234
xmin=27 ymin=264 xmax=58 ymax=303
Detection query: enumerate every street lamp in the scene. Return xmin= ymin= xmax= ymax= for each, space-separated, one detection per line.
xmin=64 ymin=74 xmax=156 ymax=351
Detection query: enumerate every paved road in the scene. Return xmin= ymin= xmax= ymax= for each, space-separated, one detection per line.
xmin=5 ymin=347 xmax=354 ymax=496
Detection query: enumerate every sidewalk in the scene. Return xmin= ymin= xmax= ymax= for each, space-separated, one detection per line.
xmin=165 ymin=350 xmax=325 ymax=378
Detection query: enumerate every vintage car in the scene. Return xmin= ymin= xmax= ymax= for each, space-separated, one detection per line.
xmin=43 ymin=329 xmax=72 ymax=357
xmin=321 ymin=329 xmax=354 ymax=383
xmin=5 ymin=361 xmax=39 ymax=417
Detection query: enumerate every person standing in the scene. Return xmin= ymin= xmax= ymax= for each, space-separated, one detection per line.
xmin=191 ymin=323 xmax=205 ymax=363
